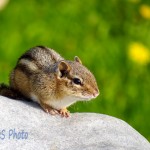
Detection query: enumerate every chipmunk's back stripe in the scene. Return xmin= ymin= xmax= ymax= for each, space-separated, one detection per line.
xmin=16 ymin=63 xmax=33 ymax=76
xmin=19 ymin=59 xmax=38 ymax=71
xmin=17 ymin=59 xmax=38 ymax=76
xmin=19 ymin=53 xmax=35 ymax=61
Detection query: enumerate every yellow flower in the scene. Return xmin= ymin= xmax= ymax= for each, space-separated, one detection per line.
xmin=139 ymin=5 xmax=150 ymax=19
xmin=0 ymin=0 xmax=9 ymax=11
xmin=128 ymin=43 xmax=150 ymax=65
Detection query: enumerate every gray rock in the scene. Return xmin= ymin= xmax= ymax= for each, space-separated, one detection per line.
xmin=0 ymin=96 xmax=149 ymax=150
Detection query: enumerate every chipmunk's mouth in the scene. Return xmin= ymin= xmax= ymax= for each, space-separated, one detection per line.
xmin=77 ymin=92 xmax=99 ymax=101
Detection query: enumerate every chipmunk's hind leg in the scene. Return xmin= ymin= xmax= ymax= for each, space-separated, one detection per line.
xmin=40 ymin=101 xmax=70 ymax=117
xmin=40 ymin=101 xmax=59 ymax=115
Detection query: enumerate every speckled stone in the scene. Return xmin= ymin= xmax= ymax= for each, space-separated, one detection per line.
xmin=0 ymin=96 xmax=150 ymax=150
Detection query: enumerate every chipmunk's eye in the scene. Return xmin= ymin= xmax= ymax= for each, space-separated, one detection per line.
xmin=73 ymin=78 xmax=82 ymax=85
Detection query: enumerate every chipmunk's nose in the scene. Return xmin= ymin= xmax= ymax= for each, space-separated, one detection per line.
xmin=93 ymin=89 xmax=99 ymax=98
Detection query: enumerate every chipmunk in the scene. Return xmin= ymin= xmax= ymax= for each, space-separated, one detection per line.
xmin=0 ymin=46 xmax=99 ymax=117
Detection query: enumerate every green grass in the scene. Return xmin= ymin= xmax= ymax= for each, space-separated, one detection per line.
xmin=0 ymin=0 xmax=150 ymax=141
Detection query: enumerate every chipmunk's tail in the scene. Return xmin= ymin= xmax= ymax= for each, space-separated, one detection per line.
xmin=0 ymin=83 xmax=24 ymax=100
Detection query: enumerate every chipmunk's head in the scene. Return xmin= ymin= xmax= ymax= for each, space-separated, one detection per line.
xmin=56 ymin=56 xmax=99 ymax=101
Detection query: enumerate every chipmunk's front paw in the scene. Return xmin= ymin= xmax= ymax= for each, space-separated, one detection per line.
xmin=59 ymin=108 xmax=70 ymax=118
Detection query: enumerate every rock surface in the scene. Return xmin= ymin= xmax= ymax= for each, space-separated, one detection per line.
xmin=0 ymin=96 xmax=150 ymax=150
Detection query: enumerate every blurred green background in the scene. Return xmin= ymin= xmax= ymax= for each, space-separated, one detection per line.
xmin=0 ymin=0 xmax=150 ymax=141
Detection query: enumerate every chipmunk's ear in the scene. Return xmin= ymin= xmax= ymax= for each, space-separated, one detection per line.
xmin=74 ymin=56 xmax=82 ymax=64
xmin=57 ymin=61 xmax=71 ymax=78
